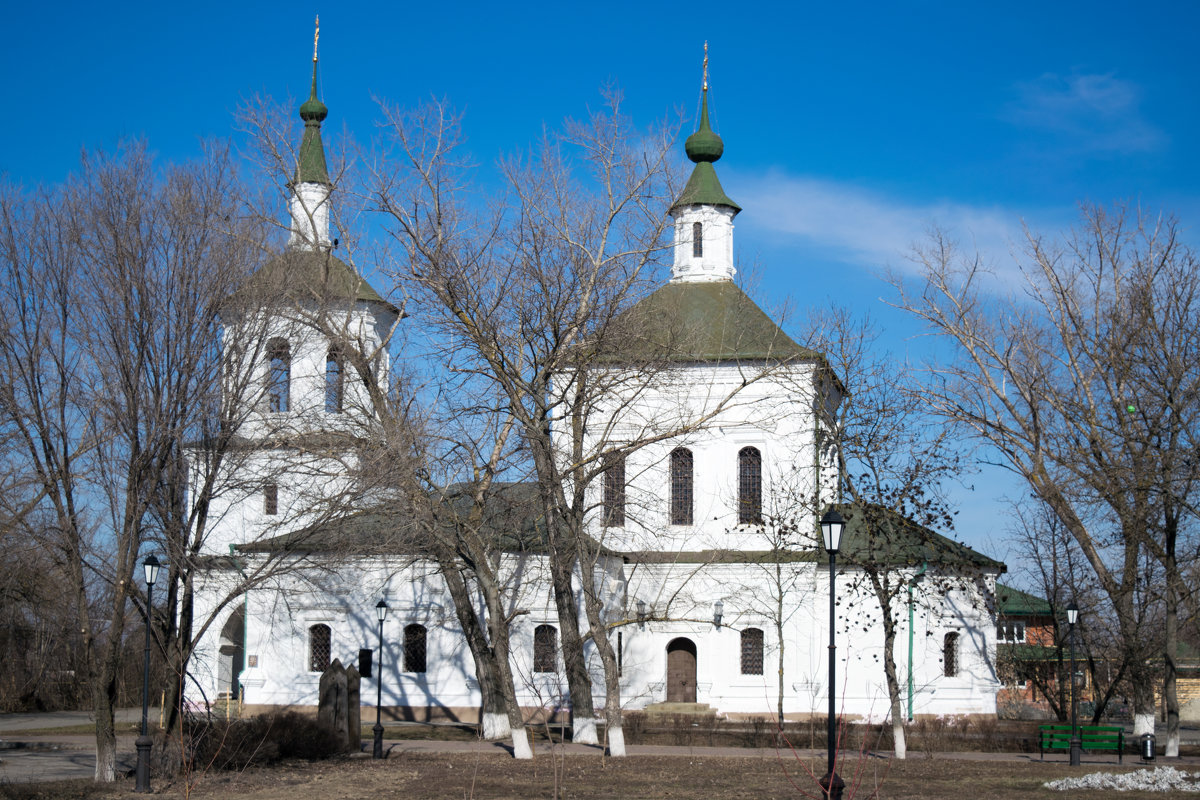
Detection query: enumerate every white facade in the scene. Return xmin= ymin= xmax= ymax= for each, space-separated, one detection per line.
xmin=189 ymin=73 xmax=1002 ymax=727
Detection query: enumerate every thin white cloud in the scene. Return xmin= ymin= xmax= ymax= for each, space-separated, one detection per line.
xmin=726 ymin=168 xmax=1034 ymax=281
xmin=1005 ymin=72 xmax=1165 ymax=154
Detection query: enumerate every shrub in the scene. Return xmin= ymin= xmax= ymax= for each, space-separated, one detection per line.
xmin=184 ymin=711 xmax=345 ymax=771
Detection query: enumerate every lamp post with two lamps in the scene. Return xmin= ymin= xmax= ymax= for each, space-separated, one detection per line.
xmin=135 ymin=554 xmax=162 ymax=794
xmin=373 ymin=599 xmax=388 ymax=759
xmin=1066 ymin=600 xmax=1081 ymax=766
xmin=819 ymin=509 xmax=846 ymax=800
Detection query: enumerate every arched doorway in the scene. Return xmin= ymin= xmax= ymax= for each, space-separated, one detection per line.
xmin=218 ymin=607 xmax=245 ymax=699
xmin=666 ymin=638 xmax=697 ymax=703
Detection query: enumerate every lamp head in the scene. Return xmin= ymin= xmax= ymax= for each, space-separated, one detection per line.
xmin=143 ymin=554 xmax=162 ymax=587
xmin=714 ymin=599 xmax=724 ymax=628
xmin=820 ymin=508 xmax=845 ymax=554
xmin=1066 ymin=599 xmax=1078 ymax=626
xmin=376 ymin=599 xmax=389 ymax=622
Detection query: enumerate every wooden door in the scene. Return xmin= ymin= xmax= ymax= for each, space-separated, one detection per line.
xmin=666 ymin=638 xmax=697 ymax=702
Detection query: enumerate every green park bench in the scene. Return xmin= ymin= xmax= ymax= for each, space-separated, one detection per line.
xmin=1039 ymin=724 xmax=1125 ymax=763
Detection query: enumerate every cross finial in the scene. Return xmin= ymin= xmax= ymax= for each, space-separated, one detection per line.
xmin=702 ymin=41 xmax=708 ymax=91
xmin=313 ymin=15 xmax=320 ymax=63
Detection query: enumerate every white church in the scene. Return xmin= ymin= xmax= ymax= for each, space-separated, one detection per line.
xmin=189 ymin=49 xmax=1005 ymax=731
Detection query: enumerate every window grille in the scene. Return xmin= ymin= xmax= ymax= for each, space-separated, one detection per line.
xmin=404 ymin=624 xmax=427 ymax=673
xmin=943 ymin=632 xmax=960 ymax=678
xmin=534 ymin=624 xmax=557 ymax=673
xmin=267 ymin=339 xmax=290 ymax=413
xmin=325 ymin=348 xmax=344 ymax=414
xmin=309 ymin=624 xmax=331 ymax=672
xmin=603 ymin=454 xmax=625 ymax=527
xmin=692 ymin=222 xmax=703 ymax=258
xmin=670 ymin=448 xmax=693 ymax=525
xmin=738 ymin=447 xmax=762 ymax=524
xmin=741 ymin=628 xmax=764 ymax=675
xmin=264 ymin=483 xmax=278 ymax=516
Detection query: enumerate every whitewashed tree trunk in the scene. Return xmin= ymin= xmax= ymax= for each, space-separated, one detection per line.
xmin=607 ymin=725 xmax=626 ymax=757
xmin=482 ymin=712 xmax=511 ymax=741
xmin=511 ymin=726 xmax=533 ymax=760
xmin=892 ymin=716 xmax=906 ymax=760
xmin=574 ymin=716 xmax=598 ymax=747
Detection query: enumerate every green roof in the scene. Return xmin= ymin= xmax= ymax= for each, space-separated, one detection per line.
xmin=605 ymin=280 xmax=818 ymax=364
xmin=671 ymin=87 xmax=740 ymax=214
xmin=672 ymin=162 xmax=741 ymax=213
xmin=296 ymin=60 xmax=330 ymax=185
xmin=999 ymin=643 xmax=1060 ymax=662
xmin=996 ymin=584 xmax=1053 ymax=616
xmin=835 ymin=502 xmax=1005 ymax=571
xmin=236 ymin=482 xmax=549 ymax=556
xmin=239 ymin=249 xmax=397 ymax=313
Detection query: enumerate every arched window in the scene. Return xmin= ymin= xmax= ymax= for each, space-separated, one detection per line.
xmin=738 ymin=446 xmax=762 ymax=524
xmin=943 ymin=632 xmax=960 ymax=678
xmin=534 ymin=624 xmax=557 ymax=673
xmin=603 ymin=453 xmax=625 ymax=527
xmin=267 ymin=339 xmax=290 ymax=413
xmin=741 ymin=628 xmax=764 ymax=675
xmin=670 ymin=448 xmax=693 ymax=525
xmin=692 ymin=221 xmax=703 ymax=258
xmin=263 ymin=482 xmax=278 ymax=516
xmin=325 ymin=348 xmax=344 ymax=414
xmin=403 ymin=624 xmax=427 ymax=673
xmin=308 ymin=624 xmax=331 ymax=672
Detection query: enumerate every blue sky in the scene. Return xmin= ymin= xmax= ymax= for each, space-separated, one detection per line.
xmin=5 ymin=1 xmax=1197 ymax=570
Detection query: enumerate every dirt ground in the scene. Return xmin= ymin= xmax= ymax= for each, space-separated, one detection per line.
xmin=1 ymin=750 xmax=1189 ymax=800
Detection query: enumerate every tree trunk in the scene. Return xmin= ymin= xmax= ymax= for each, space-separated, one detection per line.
xmin=577 ymin=555 xmax=623 ymax=755
xmin=548 ymin=549 xmax=598 ymax=745
xmin=478 ymin=580 xmax=530 ymax=759
xmin=871 ymin=576 xmax=906 ymax=759
xmin=776 ymin=563 xmax=785 ymax=727
xmin=440 ymin=557 xmax=511 ymax=740
xmin=1164 ymin=558 xmax=1180 ymax=757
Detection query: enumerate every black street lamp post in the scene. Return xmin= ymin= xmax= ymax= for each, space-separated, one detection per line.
xmin=373 ymin=599 xmax=389 ymax=759
xmin=819 ymin=509 xmax=845 ymax=800
xmin=135 ymin=554 xmax=162 ymax=793
xmin=1067 ymin=600 xmax=1081 ymax=766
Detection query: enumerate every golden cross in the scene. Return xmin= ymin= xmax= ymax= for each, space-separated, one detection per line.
xmin=702 ymin=41 xmax=708 ymax=91
xmin=313 ymin=15 xmax=320 ymax=62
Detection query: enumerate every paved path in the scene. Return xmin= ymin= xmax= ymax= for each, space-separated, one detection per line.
xmin=3 ymin=711 xmax=1199 ymax=784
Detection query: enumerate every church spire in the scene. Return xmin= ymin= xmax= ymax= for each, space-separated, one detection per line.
xmin=288 ymin=17 xmax=332 ymax=250
xmin=669 ymin=43 xmax=739 ymax=283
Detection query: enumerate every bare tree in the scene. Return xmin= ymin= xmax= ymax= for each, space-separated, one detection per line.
xmin=805 ymin=309 xmax=982 ymax=758
xmin=0 ymin=144 xmax=272 ymax=780
xmin=897 ymin=205 xmax=1200 ymax=748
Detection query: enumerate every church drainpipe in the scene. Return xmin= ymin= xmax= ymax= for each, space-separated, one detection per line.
xmin=907 ymin=561 xmax=928 ymax=721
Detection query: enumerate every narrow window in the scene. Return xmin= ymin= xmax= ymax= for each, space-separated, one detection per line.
xmin=670 ymin=448 xmax=693 ymax=525
xmin=534 ymin=624 xmax=557 ymax=673
xmin=738 ymin=446 xmax=762 ymax=524
xmin=943 ymin=632 xmax=960 ymax=678
xmin=264 ymin=483 xmax=278 ymax=516
xmin=267 ymin=339 xmax=290 ymax=413
xmin=308 ymin=624 xmax=331 ymax=672
xmin=603 ymin=453 xmax=625 ymax=527
xmin=325 ymin=348 xmax=344 ymax=414
xmin=741 ymin=628 xmax=764 ymax=675
xmin=692 ymin=221 xmax=703 ymax=258
xmin=403 ymin=624 xmax=427 ymax=673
